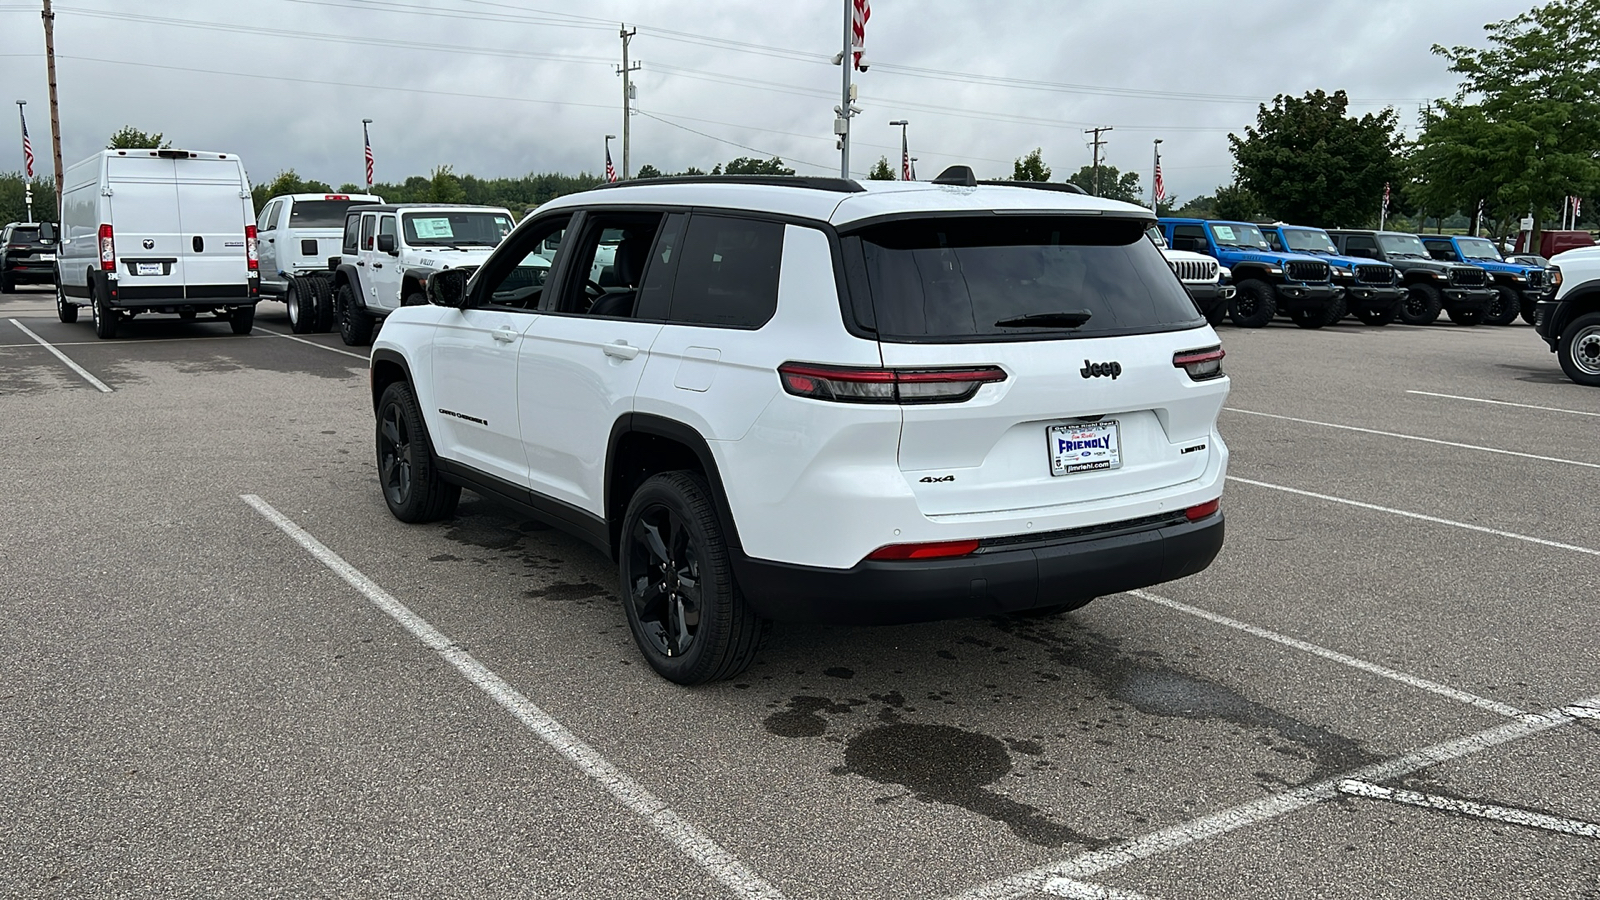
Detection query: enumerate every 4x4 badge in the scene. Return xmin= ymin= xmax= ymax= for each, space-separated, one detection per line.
xmin=1081 ymin=360 xmax=1123 ymax=380
xmin=919 ymin=475 xmax=955 ymax=483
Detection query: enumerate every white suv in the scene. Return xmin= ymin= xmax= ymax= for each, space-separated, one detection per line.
xmin=370 ymin=170 xmax=1230 ymax=684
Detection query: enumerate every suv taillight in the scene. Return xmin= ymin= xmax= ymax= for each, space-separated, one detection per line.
xmin=98 ymin=224 xmax=115 ymax=271
xmin=245 ymin=225 xmax=259 ymax=271
xmin=1173 ymin=346 xmax=1224 ymax=381
xmin=866 ymin=539 xmax=981 ymax=561
xmin=778 ymin=362 xmax=1006 ymax=404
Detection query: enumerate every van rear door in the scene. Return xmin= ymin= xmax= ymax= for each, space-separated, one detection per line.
xmin=106 ymin=155 xmax=184 ymax=298
xmin=175 ymin=157 xmax=251 ymax=300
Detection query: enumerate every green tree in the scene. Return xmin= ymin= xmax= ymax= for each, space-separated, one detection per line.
xmin=1012 ymin=148 xmax=1051 ymax=182
xmin=867 ymin=156 xmax=896 ymax=180
xmin=0 ymin=172 xmax=57 ymax=224
xmin=107 ymin=126 xmax=171 ymax=149
xmin=250 ymin=169 xmax=335 ymax=210
xmin=338 ymin=183 xmax=362 ymax=194
xmin=1064 ymin=164 xmax=1142 ymax=202
xmin=1173 ymin=193 xmax=1218 ymax=219
xmin=635 ymin=164 xmax=664 ymax=179
xmin=1420 ymin=0 xmax=1600 ymax=245
xmin=1228 ymin=89 xmax=1402 ymax=227
xmin=1212 ymin=181 xmax=1262 ymax=222
xmin=428 ymin=165 xmax=464 ymax=203
xmin=720 ymin=156 xmax=796 ymax=176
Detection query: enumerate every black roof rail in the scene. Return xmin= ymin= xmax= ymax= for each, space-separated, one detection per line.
xmin=976 ymin=179 xmax=1088 ymax=195
xmin=588 ymin=174 xmax=866 ymax=193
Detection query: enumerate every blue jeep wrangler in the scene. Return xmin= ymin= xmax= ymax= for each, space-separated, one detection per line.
xmin=1259 ymin=223 xmax=1404 ymax=326
xmin=1158 ymin=218 xmax=1340 ymax=328
xmin=1418 ymin=234 xmax=1548 ymax=326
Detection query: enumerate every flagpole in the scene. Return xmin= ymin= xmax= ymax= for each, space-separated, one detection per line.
xmin=16 ymin=100 xmax=31 ymax=223
xmin=1151 ymin=138 xmax=1162 ymax=213
xmin=838 ymin=0 xmax=853 ymax=178
xmin=890 ymin=119 xmax=909 ymax=180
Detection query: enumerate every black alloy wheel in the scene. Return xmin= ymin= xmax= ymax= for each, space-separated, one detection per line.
xmin=1229 ymin=279 xmax=1277 ymax=328
xmin=1486 ymin=287 xmax=1521 ymax=326
xmin=626 ymin=503 xmax=704 ymax=662
xmin=376 ymin=382 xmax=460 ymax=522
xmin=1399 ymin=283 xmax=1443 ymax=326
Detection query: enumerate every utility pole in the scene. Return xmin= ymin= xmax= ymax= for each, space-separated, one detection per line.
xmin=1085 ymin=126 xmax=1112 ymax=196
xmin=41 ymin=0 xmax=64 ymax=213
xmin=617 ymin=25 xmax=639 ymax=180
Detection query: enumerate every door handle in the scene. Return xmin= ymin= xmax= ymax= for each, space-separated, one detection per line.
xmin=356 ymin=260 xmax=365 ymax=266
xmin=266 ymin=237 xmax=275 ymax=243
xmin=373 ymin=263 xmax=383 ymax=269
xmin=492 ymin=326 xmax=519 ymax=343
xmin=602 ymin=340 xmax=640 ymax=360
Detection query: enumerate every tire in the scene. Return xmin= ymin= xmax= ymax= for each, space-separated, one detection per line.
xmin=1230 ymin=279 xmax=1277 ymax=328
xmin=0 ymin=273 xmax=12 ymax=294
xmin=1399 ymin=282 xmax=1443 ymax=326
xmin=1447 ymin=306 xmax=1483 ymax=326
xmin=404 ymin=291 xmax=425 ymax=309
xmin=1557 ymin=311 xmax=1600 ymax=387
xmin=287 ymin=277 xmax=316 ymax=334
xmin=1321 ymin=293 xmax=1348 ymax=326
xmin=1521 ymin=297 xmax=1539 ymax=326
xmin=90 ymin=284 xmax=118 ymax=339
xmin=56 ymin=287 xmax=78 ymax=323
xmin=1354 ymin=305 xmax=1396 ymax=326
xmin=619 ymin=471 xmax=769 ymax=685
xmin=310 ymin=277 xmax=335 ymax=333
xmin=376 ymin=381 xmax=461 ymax=522
xmin=1486 ymin=287 xmax=1521 ymax=326
xmin=229 ymin=303 xmax=256 ymax=335
xmin=1204 ymin=305 xmax=1230 ymax=327
xmin=337 ymin=283 xmax=374 ymax=346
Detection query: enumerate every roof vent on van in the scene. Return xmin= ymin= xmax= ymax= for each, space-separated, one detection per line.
xmin=156 ymin=149 xmax=193 ymax=159
xmin=932 ymin=165 xmax=977 ymax=187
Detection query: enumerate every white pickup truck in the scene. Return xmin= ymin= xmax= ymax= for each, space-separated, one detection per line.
xmin=255 ymin=192 xmax=383 ymax=332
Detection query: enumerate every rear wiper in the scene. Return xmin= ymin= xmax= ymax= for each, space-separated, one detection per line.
xmin=994 ymin=310 xmax=1093 ymax=328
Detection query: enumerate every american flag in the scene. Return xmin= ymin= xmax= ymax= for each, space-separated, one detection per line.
xmin=900 ymin=131 xmax=911 ymax=181
xmin=1153 ymin=161 xmax=1165 ymax=206
xmin=19 ymin=107 xmax=34 ymax=179
xmin=1382 ymin=182 xmax=1391 ymax=213
xmin=605 ymin=145 xmax=618 ymax=183
xmin=852 ymin=0 xmax=870 ymax=70
xmin=364 ymin=129 xmax=374 ymax=187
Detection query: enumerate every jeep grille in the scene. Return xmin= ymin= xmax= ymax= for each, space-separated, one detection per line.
xmin=1285 ymin=260 xmax=1330 ymax=282
xmin=1449 ymin=266 xmax=1487 ymax=287
xmin=1355 ymin=265 xmax=1394 ymax=285
xmin=1170 ymin=259 xmax=1218 ymax=283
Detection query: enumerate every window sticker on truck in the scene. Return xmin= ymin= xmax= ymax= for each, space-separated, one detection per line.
xmin=412 ymin=218 xmax=455 ymax=239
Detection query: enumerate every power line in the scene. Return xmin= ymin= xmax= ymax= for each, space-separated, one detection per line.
xmin=634 ymin=110 xmax=840 ymax=175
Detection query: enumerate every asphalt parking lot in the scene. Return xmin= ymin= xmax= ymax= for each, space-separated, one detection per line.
xmin=2 ymin=284 xmax=1596 ymax=900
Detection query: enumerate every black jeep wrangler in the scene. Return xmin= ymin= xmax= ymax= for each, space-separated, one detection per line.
xmin=1327 ymin=230 xmax=1497 ymax=326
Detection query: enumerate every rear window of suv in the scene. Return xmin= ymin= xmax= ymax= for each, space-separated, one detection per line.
xmin=843 ymin=216 xmax=1203 ymax=342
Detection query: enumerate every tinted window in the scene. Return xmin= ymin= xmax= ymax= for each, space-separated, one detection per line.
xmin=9 ymin=226 xmax=39 ymax=242
xmin=848 ymin=216 xmax=1202 ymax=342
xmin=379 ymin=215 xmax=397 ymax=243
xmin=1171 ymin=224 xmax=1207 ymax=253
xmin=342 ymin=215 xmax=360 ymax=254
xmin=667 ymin=215 xmax=784 ymax=328
xmin=259 ymin=201 xmax=280 ymax=232
xmin=359 ymin=214 xmax=376 ymax=251
xmin=289 ymin=200 xmax=367 ymax=228
xmin=1343 ymin=234 xmax=1378 ymax=255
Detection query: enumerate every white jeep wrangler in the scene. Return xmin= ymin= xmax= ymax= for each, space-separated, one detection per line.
xmin=1147 ymin=225 xmax=1233 ymax=324
xmin=329 ymin=203 xmax=517 ymax=345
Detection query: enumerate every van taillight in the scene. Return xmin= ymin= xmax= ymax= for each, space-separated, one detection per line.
xmin=98 ymin=224 xmax=114 ymax=271
xmin=778 ymin=362 xmax=1006 ymax=404
xmin=245 ymin=225 xmax=259 ymax=271
xmin=1173 ymin=346 xmax=1225 ymax=381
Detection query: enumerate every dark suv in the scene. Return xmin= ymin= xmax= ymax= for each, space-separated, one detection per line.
xmin=0 ymin=221 xmax=57 ymax=293
xmin=1327 ymin=230 xmax=1496 ymax=326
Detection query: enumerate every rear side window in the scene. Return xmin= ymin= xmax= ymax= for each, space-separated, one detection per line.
xmin=666 ymin=215 xmax=784 ymax=328
xmin=289 ymin=200 xmax=363 ymax=228
xmin=844 ymin=216 xmax=1203 ymax=342
xmin=359 ymin=214 xmax=376 ymax=251
xmin=342 ymin=216 xmax=360 ymax=254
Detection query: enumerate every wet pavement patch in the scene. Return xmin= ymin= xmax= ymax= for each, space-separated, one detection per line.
xmin=524 ymin=581 xmax=607 ymax=603
xmin=764 ymin=696 xmax=860 ymax=738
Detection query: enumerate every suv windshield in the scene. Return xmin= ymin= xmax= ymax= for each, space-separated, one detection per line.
xmin=1283 ymin=228 xmax=1338 ymax=254
xmin=1377 ymin=233 xmax=1430 ymax=258
xmin=289 ymin=200 xmax=369 ymax=228
xmin=1456 ymin=237 xmax=1505 ymax=262
xmin=846 ymin=216 xmax=1203 ymax=342
xmin=1208 ymin=223 xmax=1270 ymax=250
xmin=401 ymin=211 xmax=514 ymax=247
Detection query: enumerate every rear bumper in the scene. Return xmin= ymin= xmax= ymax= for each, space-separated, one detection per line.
xmin=65 ymin=271 xmax=260 ymax=308
xmin=1443 ymin=286 xmax=1495 ymax=312
xmin=1271 ymin=283 xmax=1338 ymax=313
xmin=3 ymin=260 xmax=55 ymax=283
xmin=731 ymin=511 xmax=1225 ymax=625
xmin=1340 ymin=284 xmax=1404 ymax=311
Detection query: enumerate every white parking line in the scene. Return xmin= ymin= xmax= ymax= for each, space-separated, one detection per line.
xmin=1045 ymin=879 xmax=1159 ymax=899
xmin=1407 ymin=390 xmax=1600 ymax=419
xmin=1129 ymin=591 xmax=1526 ymax=718
xmin=1337 ymin=779 xmax=1600 ymax=839
xmin=1224 ymin=407 xmax=1600 ymax=470
xmin=945 ymin=696 xmax=1598 ymax=900
xmin=1226 ymin=476 xmax=1600 ymax=558
xmin=9 ymin=318 xmax=112 ymax=392
xmin=241 ymin=495 xmax=786 ymax=900
xmin=254 ymin=325 xmax=371 ymax=361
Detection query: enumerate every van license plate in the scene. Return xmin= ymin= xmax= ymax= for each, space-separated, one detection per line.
xmin=40 ymin=253 xmax=56 ymax=262
xmin=1048 ymin=420 xmax=1121 ymax=476
xmin=135 ymin=263 xmax=162 ymax=276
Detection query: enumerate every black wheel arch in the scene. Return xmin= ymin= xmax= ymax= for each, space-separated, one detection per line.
xmin=333 ymin=265 xmax=367 ymax=309
xmin=1552 ymin=284 xmax=1600 ymax=340
xmin=370 ymin=348 xmax=413 ymax=412
xmin=606 ymin=414 xmax=743 ymax=559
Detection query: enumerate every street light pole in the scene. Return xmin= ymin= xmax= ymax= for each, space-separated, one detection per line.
xmin=890 ymin=119 xmax=908 ymax=180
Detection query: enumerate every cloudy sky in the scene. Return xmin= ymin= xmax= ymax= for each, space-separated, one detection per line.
xmin=0 ymin=0 xmax=1534 ymax=203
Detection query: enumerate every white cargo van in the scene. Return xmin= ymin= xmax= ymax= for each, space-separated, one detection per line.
xmin=56 ymin=149 xmax=260 ymax=339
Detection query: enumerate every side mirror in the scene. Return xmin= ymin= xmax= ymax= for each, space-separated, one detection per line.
xmin=426 ymin=268 xmax=472 ymax=308
xmin=376 ymin=233 xmax=397 ymax=254
xmin=38 ymin=222 xmax=58 ymax=243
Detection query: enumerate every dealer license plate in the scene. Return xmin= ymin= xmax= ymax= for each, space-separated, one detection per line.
xmin=135 ymin=262 xmax=162 ymax=276
xmin=40 ymin=253 xmax=55 ymax=262
xmin=1048 ymin=420 xmax=1121 ymax=476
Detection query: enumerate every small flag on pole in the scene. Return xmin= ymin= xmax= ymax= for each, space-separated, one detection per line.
xmin=19 ymin=107 xmax=34 ymax=179
xmin=900 ymin=130 xmax=911 ymax=181
xmin=851 ymin=0 xmax=870 ymax=70
xmin=1153 ymin=161 xmax=1166 ymax=206
xmin=1382 ymin=182 xmax=1391 ymax=213
xmin=364 ymin=130 xmax=374 ymax=188
xmin=605 ymin=145 xmax=618 ymax=183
